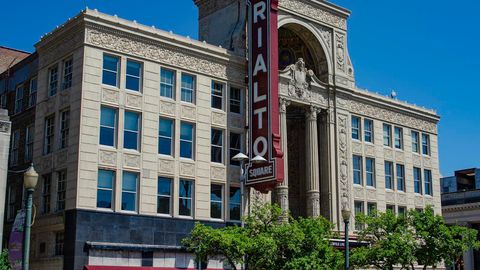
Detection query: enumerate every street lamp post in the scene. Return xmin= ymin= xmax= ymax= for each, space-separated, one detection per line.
xmin=342 ymin=206 xmax=352 ymax=270
xmin=22 ymin=164 xmax=38 ymax=270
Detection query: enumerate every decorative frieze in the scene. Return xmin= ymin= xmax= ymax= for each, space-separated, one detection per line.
xmin=123 ymin=153 xmax=141 ymax=168
xmin=0 ymin=121 xmax=11 ymax=133
xmin=211 ymin=166 xmax=225 ymax=180
xmin=279 ymin=0 xmax=347 ymax=30
xmin=211 ymin=111 xmax=226 ymax=127
xmin=337 ymin=114 xmax=350 ymax=209
xmin=125 ymin=93 xmax=142 ymax=109
xmin=159 ymin=100 xmax=176 ymax=116
xmin=180 ymin=162 xmax=195 ymax=177
xmin=102 ymin=88 xmax=119 ymax=104
xmin=335 ymin=33 xmax=346 ymax=72
xmin=99 ymin=150 xmax=116 ymax=166
xmin=158 ymin=158 xmax=175 ymax=175
xmin=181 ymin=105 xmax=196 ymax=120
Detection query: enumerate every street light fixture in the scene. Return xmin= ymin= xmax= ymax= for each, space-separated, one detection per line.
xmin=342 ymin=205 xmax=352 ymax=270
xmin=232 ymin=153 xmax=266 ymax=227
xmin=23 ymin=164 xmax=38 ymax=270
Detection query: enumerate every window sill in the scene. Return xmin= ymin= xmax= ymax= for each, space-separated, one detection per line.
xmin=353 ymin=184 xmax=364 ymax=188
xmin=125 ymin=89 xmax=143 ymax=95
xmin=180 ymin=157 xmax=195 ymax=163
xmin=176 ymin=215 xmax=194 ymax=220
xmin=95 ymin=208 xmax=114 ymax=213
xmin=210 ymin=218 xmax=224 ymax=222
xmin=156 ymin=213 xmax=173 ymax=218
xmin=211 ymin=108 xmax=226 ymax=114
xmin=366 ymin=186 xmax=376 ymax=190
xmin=119 ymin=210 xmax=138 ymax=215
xmin=180 ymin=101 xmax=196 ymax=106
xmin=123 ymin=148 xmax=141 ymax=154
xmin=159 ymin=96 xmax=175 ymax=102
xmin=158 ymin=154 xmax=175 ymax=160
xmin=101 ymin=84 xmax=120 ymax=90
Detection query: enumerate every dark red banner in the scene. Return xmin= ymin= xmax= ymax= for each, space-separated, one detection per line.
xmin=247 ymin=0 xmax=284 ymax=191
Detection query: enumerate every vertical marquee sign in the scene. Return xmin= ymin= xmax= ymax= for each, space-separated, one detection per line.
xmin=247 ymin=0 xmax=284 ymax=190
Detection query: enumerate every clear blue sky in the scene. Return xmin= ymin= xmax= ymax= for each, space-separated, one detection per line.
xmin=1 ymin=0 xmax=478 ymax=176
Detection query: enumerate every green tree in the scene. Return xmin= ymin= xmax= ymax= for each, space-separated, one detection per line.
xmin=183 ymin=202 xmax=343 ymax=270
xmin=0 ymin=250 xmax=11 ymax=270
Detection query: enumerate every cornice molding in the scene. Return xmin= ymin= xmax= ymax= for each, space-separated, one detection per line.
xmin=279 ymin=0 xmax=348 ymax=30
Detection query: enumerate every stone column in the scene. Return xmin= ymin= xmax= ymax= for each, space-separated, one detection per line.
xmin=275 ymin=98 xmax=290 ymax=214
xmin=0 ymin=109 xmax=11 ymax=249
xmin=305 ymin=106 xmax=320 ymax=217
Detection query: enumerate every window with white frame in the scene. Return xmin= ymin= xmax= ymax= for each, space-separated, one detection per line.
xmin=102 ymin=54 xmax=119 ymax=87
xmin=124 ymin=111 xmax=141 ymax=151
xmin=10 ymin=130 xmax=19 ymax=166
xmin=424 ymin=169 xmax=432 ymax=196
xmin=422 ymin=134 xmax=430 ymax=156
xmin=100 ymin=107 xmax=117 ymax=147
xmin=211 ymin=81 xmax=224 ymax=110
xmin=59 ymin=110 xmax=70 ymax=149
xmin=29 ymin=77 xmax=37 ymax=107
xmin=365 ymin=157 xmax=375 ymax=187
xmin=364 ymin=119 xmax=373 ymax=143
xmin=230 ymin=87 xmax=242 ymax=114
xmin=42 ymin=174 xmax=52 ymax=214
xmin=411 ymin=130 xmax=420 ymax=153
xmin=97 ymin=169 xmax=114 ymax=209
xmin=211 ymin=184 xmax=223 ymax=219
xmin=126 ymin=60 xmax=142 ymax=91
xmin=354 ymin=201 xmax=364 ymax=230
xmin=62 ymin=58 xmax=73 ymax=90
xmin=351 ymin=116 xmax=361 ymax=140
xmin=44 ymin=115 xmax=55 ymax=154
xmin=181 ymin=74 xmax=195 ymax=103
xmin=157 ymin=177 xmax=172 ymax=215
xmin=179 ymin=179 xmax=194 ymax=216
xmin=159 ymin=118 xmax=174 ymax=156
xmin=229 ymin=186 xmax=241 ymax=221
xmin=396 ymin=164 xmax=405 ymax=192
xmin=413 ymin=167 xmax=422 ymax=194
xmin=180 ymin=122 xmax=194 ymax=159
xmin=14 ymin=85 xmax=23 ymax=114
xmin=48 ymin=65 xmax=59 ymax=96
xmin=229 ymin=132 xmax=242 ymax=166
xmin=383 ymin=124 xmax=392 ymax=147
xmin=211 ymin=129 xmax=223 ymax=163
xmin=122 ymin=171 xmax=138 ymax=212
xmin=353 ymin=155 xmax=363 ymax=185
xmin=56 ymin=170 xmax=66 ymax=211
xmin=160 ymin=68 xmax=175 ymax=99
xmin=394 ymin=127 xmax=403 ymax=149
xmin=385 ymin=161 xmax=394 ymax=190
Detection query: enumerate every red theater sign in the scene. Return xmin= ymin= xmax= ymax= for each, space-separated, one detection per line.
xmin=247 ymin=0 xmax=284 ymax=190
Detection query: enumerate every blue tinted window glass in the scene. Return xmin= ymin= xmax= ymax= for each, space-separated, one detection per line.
xmin=98 ymin=170 xmax=114 ymax=189
xmin=158 ymin=177 xmax=172 ymax=196
xmin=127 ymin=61 xmax=141 ymax=77
xmin=159 ymin=119 xmax=172 ymax=137
xmin=103 ymin=55 xmax=118 ymax=71
xmin=180 ymin=123 xmax=193 ymax=140
xmin=97 ymin=189 xmax=112 ymax=208
xmin=123 ymin=172 xmax=137 ymax=192
xmin=125 ymin=112 xmax=139 ymax=131
xmin=101 ymin=107 xmax=116 ymax=127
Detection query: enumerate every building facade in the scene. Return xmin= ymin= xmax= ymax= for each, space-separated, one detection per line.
xmin=441 ymin=168 xmax=480 ymax=269
xmin=1 ymin=0 xmax=441 ymax=269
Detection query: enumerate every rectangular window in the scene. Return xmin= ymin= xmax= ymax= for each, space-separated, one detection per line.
xmin=100 ymin=107 xmax=117 ymax=147
xmin=10 ymin=130 xmax=20 ymax=166
xmin=179 ymin=179 xmax=194 ymax=216
xmin=424 ymin=169 xmax=432 ymax=196
xmin=354 ymin=201 xmax=364 ymax=230
xmin=25 ymin=125 xmax=34 ymax=161
xmin=230 ymin=132 xmax=242 ymax=166
xmin=353 ymin=155 xmax=363 ymax=185
xmin=55 ymin=231 xmax=64 ymax=256
xmin=97 ymin=170 xmax=114 ymax=209
xmin=351 ymin=116 xmax=360 ymax=140
xmin=211 ymin=129 xmax=223 ymax=163
xmin=44 ymin=115 xmax=55 ymax=154
xmin=124 ymin=111 xmax=141 ymax=151
xmin=48 ymin=65 xmax=58 ymax=96
xmin=211 ymin=81 xmax=224 ymax=110
xmin=160 ymin=68 xmax=175 ymax=99
xmin=398 ymin=206 xmax=407 ymax=216
xmin=126 ymin=60 xmax=142 ymax=91
xmin=414 ymin=167 xmax=422 ymax=194
xmin=14 ymin=85 xmax=23 ymax=113
xmin=411 ymin=131 xmax=420 ymax=153
xmin=367 ymin=202 xmax=376 ymax=216
xmin=386 ymin=205 xmax=395 ymax=214
xmin=422 ymin=134 xmax=430 ymax=156
xmin=122 ymin=172 xmax=138 ymax=211
xmin=29 ymin=77 xmax=37 ymax=107
xmin=62 ymin=58 xmax=73 ymax=90
xmin=56 ymin=170 xmax=66 ymax=211
xmin=0 ymin=94 xmax=6 ymax=109
xmin=396 ymin=164 xmax=405 ymax=192
xmin=102 ymin=54 xmax=119 ymax=87
xmin=230 ymin=87 xmax=242 ymax=114
xmin=364 ymin=119 xmax=373 ymax=143
xmin=59 ymin=110 xmax=70 ymax=149
xmin=157 ymin=177 xmax=172 ymax=215
xmin=42 ymin=174 xmax=52 ymax=214
xmin=394 ymin=127 xmax=403 ymax=149
xmin=211 ymin=184 xmax=223 ymax=219
xmin=181 ymin=74 xmax=195 ymax=103
xmin=159 ymin=118 xmax=174 ymax=156
xmin=229 ymin=186 xmax=241 ymax=221
xmin=365 ymin=158 xmax=375 ymax=187
xmin=7 ymin=185 xmax=16 ymax=220
xmin=383 ymin=124 xmax=392 ymax=147
xmin=385 ymin=161 xmax=394 ymax=190
xmin=180 ymin=122 xmax=194 ymax=159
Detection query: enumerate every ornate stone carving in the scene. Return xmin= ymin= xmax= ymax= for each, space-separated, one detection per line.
xmin=279 ymin=0 xmax=347 ymax=30
xmin=335 ymin=33 xmax=346 ymax=72
xmin=348 ymin=100 xmax=437 ymax=134
xmin=352 ymin=142 xmax=362 ymax=154
xmin=366 ymin=188 xmax=377 ymax=200
xmin=307 ymin=191 xmax=320 ymax=217
xmin=279 ymin=98 xmax=290 ymax=113
xmin=126 ymin=93 xmax=142 ymax=108
xmin=230 ymin=115 xmax=244 ymax=129
xmin=397 ymin=193 xmax=407 ymax=205
xmin=158 ymin=159 xmax=175 ymax=175
xmin=180 ymin=162 xmax=195 ymax=177
xmin=159 ymin=100 xmax=176 ymax=116
xmin=384 ymin=149 xmax=394 ymax=160
xmin=365 ymin=145 xmax=375 ymax=157
xmin=395 ymin=151 xmax=405 ymax=163
xmin=425 ymin=197 xmax=434 ymax=207
xmin=0 ymin=121 xmax=11 ymax=133
xmin=102 ymin=88 xmax=119 ymax=104
xmin=354 ymin=187 xmax=364 ymax=199
xmin=423 ymin=157 xmax=432 ymax=168
xmin=337 ymin=115 xmax=350 ymax=204
xmin=386 ymin=191 xmax=395 ymax=203
xmin=286 ymin=58 xmax=313 ymax=100
xmin=305 ymin=105 xmax=320 ymax=121
xmin=85 ymin=27 xmax=244 ymax=83
xmin=181 ymin=105 xmax=196 ymax=120
xmin=99 ymin=150 xmax=116 ymax=166
xmin=414 ymin=196 xmax=424 ymax=207
xmin=413 ymin=155 xmax=422 ymax=167
xmin=212 ymin=111 xmax=226 ymax=126
xmin=211 ymin=166 xmax=225 ymax=180
xmin=124 ymin=153 xmax=140 ymax=168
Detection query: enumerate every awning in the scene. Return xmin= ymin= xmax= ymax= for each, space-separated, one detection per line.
xmin=84 ymin=266 xmax=221 ymax=270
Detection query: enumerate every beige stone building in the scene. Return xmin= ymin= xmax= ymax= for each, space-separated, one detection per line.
xmin=1 ymin=0 xmax=441 ymax=269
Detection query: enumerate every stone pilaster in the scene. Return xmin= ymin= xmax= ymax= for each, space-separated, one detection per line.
xmin=275 ymin=98 xmax=290 ymax=214
xmin=305 ymin=106 xmax=320 ymax=217
xmin=0 ymin=109 xmax=11 ymax=250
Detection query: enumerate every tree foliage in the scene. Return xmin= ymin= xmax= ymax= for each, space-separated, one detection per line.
xmin=351 ymin=206 xmax=480 ymax=270
xmin=182 ymin=202 xmax=343 ymax=270
xmin=0 ymin=250 xmax=11 ymax=270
